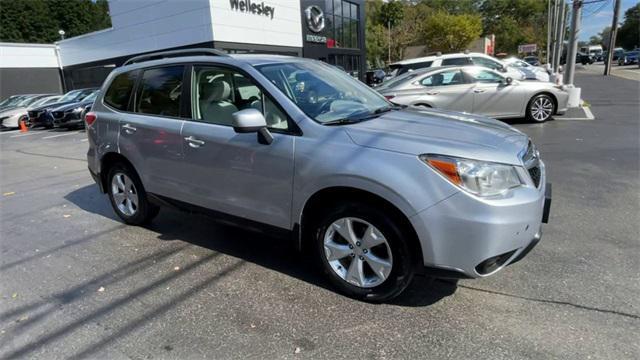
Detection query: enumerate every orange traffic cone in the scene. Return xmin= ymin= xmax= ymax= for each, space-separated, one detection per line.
xmin=19 ymin=118 xmax=28 ymax=133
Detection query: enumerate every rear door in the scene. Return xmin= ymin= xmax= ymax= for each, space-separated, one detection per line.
xmin=464 ymin=68 xmax=526 ymax=117
xmin=176 ymin=65 xmax=295 ymax=229
xmin=415 ymin=69 xmax=473 ymax=112
xmin=117 ymin=65 xmax=187 ymax=196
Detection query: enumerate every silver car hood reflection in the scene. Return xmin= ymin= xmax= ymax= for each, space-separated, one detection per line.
xmin=344 ymin=108 xmax=528 ymax=165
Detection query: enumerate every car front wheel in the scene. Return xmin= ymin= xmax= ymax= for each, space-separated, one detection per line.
xmin=107 ymin=163 xmax=159 ymax=225
xmin=526 ymin=94 xmax=555 ymax=122
xmin=313 ymin=202 xmax=415 ymax=302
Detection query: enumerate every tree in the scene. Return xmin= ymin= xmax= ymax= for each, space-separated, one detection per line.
xmin=617 ymin=3 xmax=639 ymax=50
xmin=379 ymin=0 xmax=405 ymax=28
xmin=0 ymin=0 xmax=111 ymax=43
xmin=421 ymin=11 xmax=482 ymax=52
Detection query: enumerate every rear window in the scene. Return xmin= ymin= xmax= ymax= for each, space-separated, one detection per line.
xmin=104 ymin=72 xmax=137 ymax=111
xmin=442 ymin=57 xmax=472 ymax=66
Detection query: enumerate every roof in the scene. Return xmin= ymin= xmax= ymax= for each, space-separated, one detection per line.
xmin=390 ymin=52 xmax=488 ymax=66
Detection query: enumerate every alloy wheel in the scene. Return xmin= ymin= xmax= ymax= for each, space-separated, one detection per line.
xmin=531 ymin=97 xmax=553 ymax=121
xmin=111 ymin=172 xmax=139 ymax=216
xmin=323 ymin=217 xmax=393 ymax=288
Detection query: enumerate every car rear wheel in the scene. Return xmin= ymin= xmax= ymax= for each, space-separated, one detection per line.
xmin=107 ymin=163 xmax=159 ymax=225
xmin=527 ymin=94 xmax=555 ymax=122
xmin=313 ymin=202 xmax=415 ymax=302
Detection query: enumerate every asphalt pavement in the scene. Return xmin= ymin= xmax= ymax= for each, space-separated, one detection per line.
xmin=1 ymin=70 xmax=639 ymax=359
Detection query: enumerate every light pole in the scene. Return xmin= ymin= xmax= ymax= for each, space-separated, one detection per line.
xmin=58 ymin=29 xmax=65 ymax=40
xmin=604 ymin=0 xmax=621 ymax=75
xmin=388 ymin=20 xmax=391 ymax=64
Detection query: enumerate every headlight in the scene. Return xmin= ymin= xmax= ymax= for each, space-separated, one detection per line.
xmin=73 ymin=107 xmax=84 ymax=113
xmin=420 ymin=154 xmax=523 ymax=197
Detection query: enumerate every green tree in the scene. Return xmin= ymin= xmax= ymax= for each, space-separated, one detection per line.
xmin=617 ymin=3 xmax=639 ymax=50
xmin=0 ymin=0 xmax=111 ymax=43
xmin=420 ymin=11 xmax=483 ymax=52
xmin=379 ymin=0 xmax=405 ymax=28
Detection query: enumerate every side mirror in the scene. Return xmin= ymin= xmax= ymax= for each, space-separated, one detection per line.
xmin=499 ymin=66 xmax=508 ymax=73
xmin=505 ymin=77 xmax=513 ymax=85
xmin=232 ymin=108 xmax=273 ymax=145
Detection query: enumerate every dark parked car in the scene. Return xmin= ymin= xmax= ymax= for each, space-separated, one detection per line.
xmin=561 ymin=52 xmax=593 ymax=65
xmin=29 ymin=88 xmax=97 ymax=128
xmin=618 ymin=51 xmax=639 ymax=66
xmin=365 ymin=69 xmax=386 ymax=87
xmin=52 ymin=91 xmax=99 ymax=129
xmin=523 ymin=56 xmax=540 ymax=66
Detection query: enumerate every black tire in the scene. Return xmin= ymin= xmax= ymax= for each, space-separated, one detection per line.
xmin=312 ymin=202 xmax=416 ymax=302
xmin=526 ymin=94 xmax=556 ymax=123
xmin=106 ymin=163 xmax=159 ymax=225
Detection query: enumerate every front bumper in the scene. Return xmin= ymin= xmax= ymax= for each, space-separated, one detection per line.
xmin=52 ymin=112 xmax=83 ymax=128
xmin=411 ymin=180 xmax=551 ymax=279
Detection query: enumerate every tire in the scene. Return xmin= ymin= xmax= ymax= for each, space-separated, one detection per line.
xmin=106 ymin=163 xmax=159 ymax=225
xmin=526 ymin=94 xmax=555 ymax=123
xmin=312 ymin=202 xmax=416 ymax=302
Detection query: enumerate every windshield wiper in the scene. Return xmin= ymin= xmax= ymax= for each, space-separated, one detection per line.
xmin=323 ymin=117 xmax=368 ymax=126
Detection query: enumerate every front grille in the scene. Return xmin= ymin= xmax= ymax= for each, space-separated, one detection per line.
xmin=52 ymin=111 xmax=63 ymax=118
xmin=28 ymin=111 xmax=40 ymax=118
xmin=528 ymin=166 xmax=541 ymax=187
xmin=522 ymin=141 xmax=542 ymax=188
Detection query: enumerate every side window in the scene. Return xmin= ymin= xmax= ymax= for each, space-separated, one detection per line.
xmin=472 ymin=57 xmax=503 ymax=70
xmin=466 ymin=69 xmax=504 ymax=83
xmin=420 ymin=70 xmax=465 ymax=87
xmin=135 ymin=66 xmax=184 ymax=117
xmin=407 ymin=61 xmax=433 ymax=71
xmin=104 ymin=71 xmax=136 ymax=110
xmin=441 ymin=57 xmax=472 ymax=66
xmin=192 ymin=66 xmax=289 ymax=131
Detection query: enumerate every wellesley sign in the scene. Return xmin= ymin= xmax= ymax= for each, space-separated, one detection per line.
xmin=229 ymin=0 xmax=275 ymax=19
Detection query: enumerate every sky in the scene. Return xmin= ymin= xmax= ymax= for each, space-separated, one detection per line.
xmin=578 ymin=0 xmax=638 ymax=41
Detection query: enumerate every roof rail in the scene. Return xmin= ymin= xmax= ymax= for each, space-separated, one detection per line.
xmin=123 ymin=48 xmax=229 ymax=66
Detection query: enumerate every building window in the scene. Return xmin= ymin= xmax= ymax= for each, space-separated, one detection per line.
xmin=331 ymin=0 xmax=358 ymax=49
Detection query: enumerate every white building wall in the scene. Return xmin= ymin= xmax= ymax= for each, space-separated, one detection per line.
xmin=209 ymin=0 xmax=302 ymax=48
xmin=57 ymin=0 xmax=215 ymax=67
xmin=0 ymin=43 xmax=60 ymax=68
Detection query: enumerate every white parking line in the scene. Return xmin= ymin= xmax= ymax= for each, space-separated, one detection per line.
xmin=10 ymin=132 xmax=41 ymax=138
xmin=42 ymin=132 xmax=80 ymax=139
xmin=0 ymin=130 xmax=20 ymax=135
xmin=80 ymin=138 xmax=88 ymax=142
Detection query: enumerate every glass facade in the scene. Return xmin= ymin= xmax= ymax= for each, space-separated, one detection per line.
xmin=329 ymin=0 xmax=359 ymax=49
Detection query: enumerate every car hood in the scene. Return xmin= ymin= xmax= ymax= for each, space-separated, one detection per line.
xmin=0 ymin=107 xmax=27 ymax=117
xmin=52 ymin=100 xmax=90 ymax=112
xmin=344 ymin=108 xmax=528 ymax=165
xmin=29 ymin=100 xmax=78 ymax=112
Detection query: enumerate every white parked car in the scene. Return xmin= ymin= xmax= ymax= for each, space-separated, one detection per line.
xmin=0 ymin=95 xmax=61 ymax=129
xmin=387 ymin=52 xmax=528 ymax=81
xmin=502 ymin=57 xmax=551 ymax=82
xmin=378 ymin=66 xmax=569 ymax=122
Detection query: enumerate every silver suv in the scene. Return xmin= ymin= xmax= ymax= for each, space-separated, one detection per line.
xmin=86 ymin=49 xmax=551 ymax=301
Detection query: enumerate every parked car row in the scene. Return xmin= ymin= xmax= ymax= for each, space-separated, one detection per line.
xmin=0 ymin=88 xmax=98 ymax=130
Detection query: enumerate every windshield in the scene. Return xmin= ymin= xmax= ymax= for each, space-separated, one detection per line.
xmin=377 ymin=72 xmax=422 ymax=90
xmin=29 ymin=96 xmax=57 ymax=108
xmin=82 ymin=91 xmax=98 ymax=103
xmin=256 ymin=61 xmax=391 ymax=124
xmin=17 ymin=96 xmax=44 ymax=107
xmin=58 ymin=90 xmax=82 ymax=103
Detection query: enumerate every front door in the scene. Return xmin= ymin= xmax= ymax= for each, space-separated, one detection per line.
xmin=177 ymin=65 xmax=295 ymax=229
xmin=464 ymin=68 xmax=525 ymax=117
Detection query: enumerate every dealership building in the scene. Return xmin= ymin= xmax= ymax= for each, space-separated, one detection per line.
xmin=0 ymin=0 xmax=365 ymax=98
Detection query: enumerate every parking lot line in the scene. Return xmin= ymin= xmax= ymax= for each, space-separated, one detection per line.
xmin=0 ymin=130 xmax=20 ymax=135
xmin=10 ymin=132 xmax=41 ymax=138
xmin=42 ymin=132 xmax=81 ymax=139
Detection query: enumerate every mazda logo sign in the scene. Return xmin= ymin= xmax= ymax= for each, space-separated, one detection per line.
xmin=305 ymin=5 xmax=325 ymax=33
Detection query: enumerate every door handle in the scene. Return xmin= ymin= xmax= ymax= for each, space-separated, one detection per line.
xmin=122 ymin=124 xmax=137 ymax=133
xmin=474 ymin=88 xmax=486 ymax=93
xmin=184 ymin=135 xmax=205 ymax=148
xmin=426 ymin=91 xmax=440 ymax=95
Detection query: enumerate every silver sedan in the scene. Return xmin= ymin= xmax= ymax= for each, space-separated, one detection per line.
xmin=377 ymin=66 xmax=569 ymax=122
